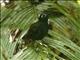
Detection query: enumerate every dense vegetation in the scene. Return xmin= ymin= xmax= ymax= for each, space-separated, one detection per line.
xmin=1 ymin=0 xmax=80 ymax=60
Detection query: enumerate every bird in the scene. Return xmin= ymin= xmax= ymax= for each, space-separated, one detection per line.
xmin=22 ymin=13 xmax=49 ymax=41
xmin=13 ymin=13 xmax=49 ymax=54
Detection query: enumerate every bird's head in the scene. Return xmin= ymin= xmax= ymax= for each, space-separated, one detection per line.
xmin=38 ymin=13 xmax=48 ymax=22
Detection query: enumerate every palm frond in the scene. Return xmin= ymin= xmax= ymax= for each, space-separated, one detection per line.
xmin=1 ymin=0 xmax=80 ymax=60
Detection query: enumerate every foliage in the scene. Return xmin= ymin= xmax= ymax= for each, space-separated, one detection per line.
xmin=1 ymin=0 xmax=80 ymax=60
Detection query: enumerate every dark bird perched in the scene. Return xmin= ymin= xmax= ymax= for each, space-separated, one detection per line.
xmin=14 ymin=13 xmax=50 ymax=54
xmin=22 ymin=13 xmax=49 ymax=41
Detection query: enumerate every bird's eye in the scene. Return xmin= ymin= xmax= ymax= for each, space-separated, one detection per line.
xmin=40 ymin=14 xmax=47 ymax=18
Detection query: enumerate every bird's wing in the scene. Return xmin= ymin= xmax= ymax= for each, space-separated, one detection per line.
xmin=27 ymin=22 xmax=40 ymax=35
xmin=22 ymin=22 xmax=39 ymax=39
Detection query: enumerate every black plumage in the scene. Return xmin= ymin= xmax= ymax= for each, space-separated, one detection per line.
xmin=22 ymin=13 xmax=49 ymax=41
